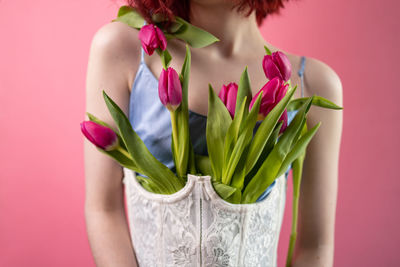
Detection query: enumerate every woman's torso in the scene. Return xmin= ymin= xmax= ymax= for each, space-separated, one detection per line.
xmin=121 ymin=24 xmax=308 ymax=266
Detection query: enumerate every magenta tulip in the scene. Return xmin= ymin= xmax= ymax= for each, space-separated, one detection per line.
xmin=138 ymin=24 xmax=167 ymax=56
xmin=80 ymin=121 xmax=119 ymax=151
xmin=249 ymin=77 xmax=289 ymax=133
xmin=262 ymin=51 xmax=292 ymax=82
xmin=218 ymin=82 xmax=238 ymax=118
xmin=158 ymin=67 xmax=182 ymax=112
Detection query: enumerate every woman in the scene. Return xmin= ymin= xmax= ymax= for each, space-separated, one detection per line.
xmin=83 ymin=0 xmax=343 ymax=266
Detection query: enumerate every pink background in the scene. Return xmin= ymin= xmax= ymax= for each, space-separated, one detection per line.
xmin=1 ymin=0 xmax=398 ymax=266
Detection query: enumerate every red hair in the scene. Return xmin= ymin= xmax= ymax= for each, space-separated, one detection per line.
xmin=126 ymin=0 xmax=290 ymax=28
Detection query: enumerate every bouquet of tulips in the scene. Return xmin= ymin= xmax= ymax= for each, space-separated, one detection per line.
xmin=81 ymin=6 xmax=342 ymax=267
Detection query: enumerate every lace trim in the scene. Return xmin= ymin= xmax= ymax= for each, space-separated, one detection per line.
xmin=123 ymin=167 xmax=284 ymax=208
xmin=122 ymin=167 xmax=196 ymax=204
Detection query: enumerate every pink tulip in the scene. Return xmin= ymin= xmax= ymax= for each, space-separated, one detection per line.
xmin=80 ymin=121 xmax=119 ymax=151
xmin=249 ymin=77 xmax=289 ymax=133
xmin=158 ymin=67 xmax=182 ymax=112
xmin=262 ymin=51 xmax=292 ymax=82
xmin=138 ymin=24 xmax=167 ymax=56
xmin=218 ymin=82 xmax=238 ymax=118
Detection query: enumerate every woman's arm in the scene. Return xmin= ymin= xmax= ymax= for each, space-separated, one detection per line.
xmin=291 ymin=58 xmax=343 ymax=267
xmin=84 ymin=22 xmax=141 ymax=267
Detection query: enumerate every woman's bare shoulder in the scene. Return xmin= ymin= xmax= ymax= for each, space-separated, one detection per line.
xmin=91 ymin=21 xmax=140 ymax=53
xmin=303 ymin=56 xmax=343 ymax=102
xmin=89 ymin=21 xmax=142 ymax=86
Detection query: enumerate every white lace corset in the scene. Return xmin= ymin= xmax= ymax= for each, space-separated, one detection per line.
xmin=122 ymin=167 xmax=287 ymax=267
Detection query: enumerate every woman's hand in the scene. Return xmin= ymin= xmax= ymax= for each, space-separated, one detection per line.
xmin=291 ymin=57 xmax=343 ymax=267
xmin=84 ymin=21 xmax=142 ymax=267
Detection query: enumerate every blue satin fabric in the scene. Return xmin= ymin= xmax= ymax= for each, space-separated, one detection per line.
xmin=128 ymin=46 xmax=306 ymax=201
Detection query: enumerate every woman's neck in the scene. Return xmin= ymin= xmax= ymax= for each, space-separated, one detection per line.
xmin=189 ymin=1 xmax=266 ymax=59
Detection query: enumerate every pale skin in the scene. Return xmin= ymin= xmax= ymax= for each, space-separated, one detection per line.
xmin=84 ymin=0 xmax=343 ymax=266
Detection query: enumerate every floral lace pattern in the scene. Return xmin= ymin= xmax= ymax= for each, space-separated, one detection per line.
xmin=122 ymin=167 xmax=286 ymax=267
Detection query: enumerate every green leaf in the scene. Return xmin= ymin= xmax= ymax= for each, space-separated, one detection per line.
xmin=136 ymin=176 xmax=162 ymax=194
xmin=276 ymin=121 xmax=320 ymax=178
xmin=235 ymin=67 xmax=253 ymax=120
xmin=287 ymin=95 xmax=343 ymax=111
xmin=225 ymin=187 xmax=242 ymax=204
xmin=149 ymin=13 xmax=185 ymax=33
xmin=244 ymin=85 xmax=297 ymax=174
xmin=235 ymin=67 xmax=254 ymax=137
xmin=96 ymin=147 xmax=138 ymax=171
xmin=222 ymin=94 xmax=263 ymax=188
xmin=242 ymin=92 xmax=263 ymax=134
xmin=212 ymin=181 xmax=238 ymax=200
xmin=222 ymin=128 xmax=252 ymax=185
xmin=223 ymin=96 xmax=247 ymax=169
xmin=228 ymin=96 xmax=264 ymax=190
xmin=241 ymin=97 xmax=314 ymax=203
xmin=166 ymin=21 xmax=184 ymax=33
xmin=111 ymin=6 xmax=145 ymax=29
xmin=195 ymin=154 xmax=213 ymax=177
xmin=221 ymin=76 xmax=262 ymax=186
xmin=275 ymin=96 xmax=314 ymax=154
xmin=206 ymin=84 xmax=233 ymax=182
xmin=102 ymin=90 xmax=184 ymax=194
xmin=242 ymin=121 xmax=282 ymax=190
xmin=172 ymin=17 xmax=220 ymax=48
xmin=151 ymin=13 xmax=168 ymax=23
xmin=179 ymin=44 xmax=191 ymax=111
xmin=229 ymin=140 xmax=251 ymax=191
xmin=264 ymin=45 xmax=272 ymax=55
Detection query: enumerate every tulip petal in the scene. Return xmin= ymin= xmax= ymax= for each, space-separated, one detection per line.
xmin=167 ymin=67 xmax=183 ymax=107
xmin=262 ymin=55 xmax=283 ymax=80
xmin=138 ymin=24 xmax=158 ymax=55
xmin=81 ymin=122 xmax=99 ymax=147
xmin=158 ymin=68 xmax=169 ymax=106
xmin=249 ymin=89 xmax=261 ymax=111
xmin=259 ymin=77 xmax=280 ymax=115
xmin=155 ymin=26 xmax=167 ymax=51
xmin=276 ymin=82 xmax=289 ymax=102
xmin=273 ymin=51 xmax=292 ymax=81
xmin=218 ymin=84 xmax=228 ymax=105
xmin=225 ymin=83 xmax=238 ymax=118
xmin=81 ymin=121 xmax=118 ymax=150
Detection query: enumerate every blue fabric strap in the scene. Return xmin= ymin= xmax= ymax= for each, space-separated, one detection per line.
xmin=140 ymin=45 xmax=145 ymax=63
xmin=297 ymin=56 xmax=306 ymax=97
xmin=140 ymin=21 xmax=146 ymax=64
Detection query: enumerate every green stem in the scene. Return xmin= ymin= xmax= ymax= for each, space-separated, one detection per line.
xmin=116 ymin=145 xmax=133 ymax=160
xmin=170 ymin=111 xmax=181 ymax=177
xmin=286 ymin=155 xmax=304 ymax=267
xmin=286 ymin=193 xmax=299 ymax=267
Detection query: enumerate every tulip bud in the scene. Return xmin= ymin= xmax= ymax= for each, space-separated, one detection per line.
xmin=218 ymin=82 xmax=238 ymax=119
xmin=80 ymin=121 xmax=119 ymax=151
xmin=138 ymin=24 xmax=167 ymax=56
xmin=158 ymin=67 xmax=183 ymax=112
xmin=249 ymin=77 xmax=289 ymax=133
xmin=262 ymin=51 xmax=292 ymax=82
